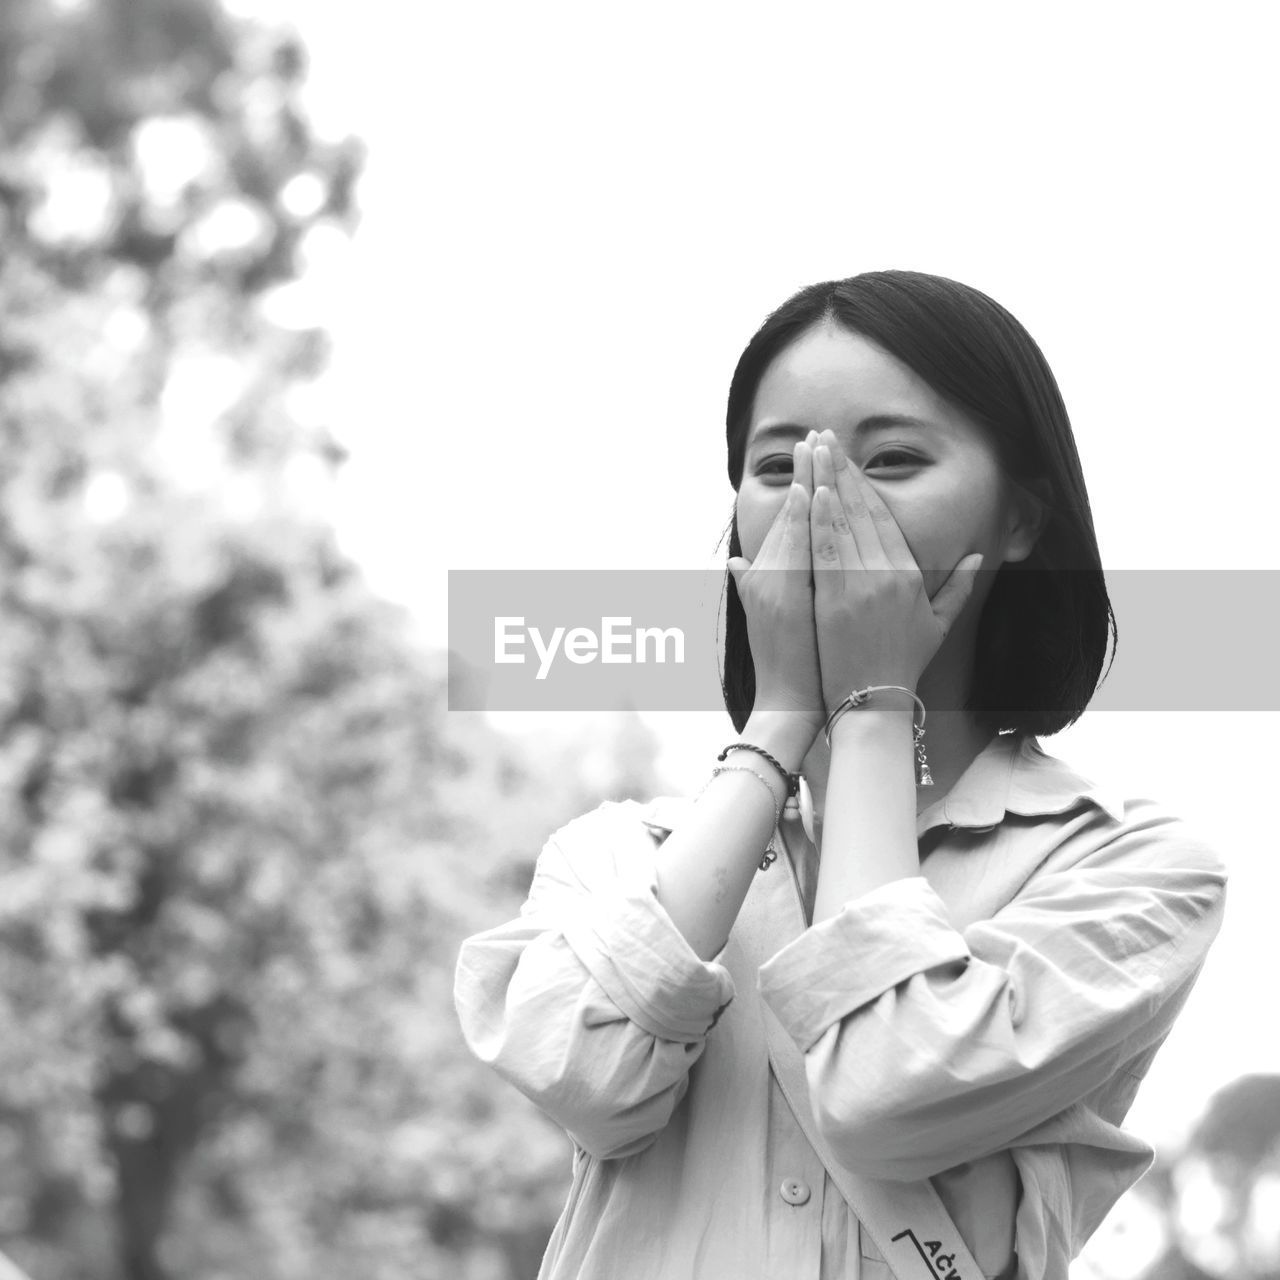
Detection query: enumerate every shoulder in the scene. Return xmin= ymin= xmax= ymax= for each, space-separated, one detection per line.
xmin=1018 ymin=737 xmax=1228 ymax=885
xmin=1022 ymin=788 xmax=1228 ymax=927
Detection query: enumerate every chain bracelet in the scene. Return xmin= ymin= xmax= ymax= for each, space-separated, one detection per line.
xmin=702 ymin=764 xmax=783 ymax=870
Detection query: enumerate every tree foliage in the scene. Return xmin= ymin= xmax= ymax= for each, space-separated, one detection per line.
xmin=0 ymin=2 xmax=659 ymax=1276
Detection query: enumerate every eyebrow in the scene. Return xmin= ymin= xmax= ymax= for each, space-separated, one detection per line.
xmin=749 ymin=414 xmax=939 ymax=450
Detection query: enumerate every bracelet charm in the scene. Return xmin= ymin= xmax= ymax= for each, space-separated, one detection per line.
xmin=824 ymin=685 xmax=933 ymax=787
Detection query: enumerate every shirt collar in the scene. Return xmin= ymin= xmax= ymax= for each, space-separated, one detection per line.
xmin=916 ymin=729 xmax=1125 ymax=836
xmin=641 ymin=729 xmax=1124 ymax=838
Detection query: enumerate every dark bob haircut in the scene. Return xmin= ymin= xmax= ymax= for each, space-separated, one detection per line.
xmin=721 ymin=270 xmax=1116 ymax=738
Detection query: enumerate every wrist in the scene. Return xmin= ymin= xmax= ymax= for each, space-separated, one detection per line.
xmin=828 ymin=702 xmax=915 ymax=739
xmin=705 ymin=762 xmax=785 ymax=825
xmin=827 ymin=706 xmax=916 ymax=765
xmin=823 ymin=678 xmax=918 ymax=718
xmin=741 ymin=710 xmax=817 ymax=773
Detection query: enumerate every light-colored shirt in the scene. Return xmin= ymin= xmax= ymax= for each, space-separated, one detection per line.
xmin=454 ymin=730 xmax=1227 ymax=1279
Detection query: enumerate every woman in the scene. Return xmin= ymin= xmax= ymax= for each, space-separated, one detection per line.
xmin=453 ymin=271 xmax=1226 ymax=1279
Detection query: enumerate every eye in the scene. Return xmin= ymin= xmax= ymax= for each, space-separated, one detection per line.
xmin=866 ymin=449 xmax=921 ymax=469
xmin=755 ymin=455 xmax=794 ymax=480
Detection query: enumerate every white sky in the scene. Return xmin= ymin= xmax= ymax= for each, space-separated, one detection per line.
xmin=274 ymin=0 xmax=1276 ymax=1181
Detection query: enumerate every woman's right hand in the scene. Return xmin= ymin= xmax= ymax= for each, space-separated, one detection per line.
xmin=727 ymin=435 xmax=825 ymax=754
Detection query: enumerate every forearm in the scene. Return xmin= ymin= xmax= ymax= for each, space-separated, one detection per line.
xmin=654 ymin=711 xmax=814 ymax=960
xmin=812 ymin=705 xmax=920 ymax=922
xmin=763 ymin=866 xmax=1224 ymax=1179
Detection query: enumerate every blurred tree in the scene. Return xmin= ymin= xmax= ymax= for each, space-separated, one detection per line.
xmin=1078 ymin=1076 xmax=1280 ymax=1280
xmin=0 ymin=2 xmax=659 ymax=1277
xmin=1166 ymin=1075 xmax=1280 ymax=1280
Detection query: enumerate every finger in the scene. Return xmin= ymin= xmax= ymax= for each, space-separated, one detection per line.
xmin=818 ymin=431 xmax=894 ymax=571
xmin=777 ymin=481 xmax=813 ymax=571
xmin=822 ymin=428 xmax=911 ymax=572
xmin=811 ymin=438 xmax=835 ymax=491
xmin=928 ymin=553 xmax=985 ymax=639
xmin=726 ymin=556 xmax=750 ymax=592
xmin=812 ymin=443 xmax=861 ymax=572
xmin=748 ymin=481 xmax=808 ymax=585
xmin=793 ymin=437 xmax=815 ymax=495
xmin=810 ymin=485 xmax=854 ymax=592
xmin=749 ymin=474 xmax=800 ymax=570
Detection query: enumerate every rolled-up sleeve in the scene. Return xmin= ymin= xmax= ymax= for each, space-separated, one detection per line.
xmin=454 ymin=804 xmax=735 ymax=1159
xmin=757 ymin=825 xmax=1227 ymax=1182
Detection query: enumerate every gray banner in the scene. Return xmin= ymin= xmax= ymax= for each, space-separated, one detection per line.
xmin=447 ymin=570 xmax=1280 ymax=712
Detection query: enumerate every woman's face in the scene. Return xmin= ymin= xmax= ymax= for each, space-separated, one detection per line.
xmin=736 ymin=323 xmax=1044 ymax=601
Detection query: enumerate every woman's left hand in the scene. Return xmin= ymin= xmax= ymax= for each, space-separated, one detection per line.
xmin=810 ymin=428 xmax=984 ymax=713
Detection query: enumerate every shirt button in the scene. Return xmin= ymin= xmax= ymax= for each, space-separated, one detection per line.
xmin=779 ymin=1177 xmax=811 ymax=1206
